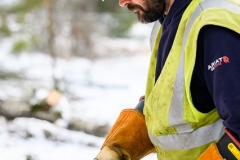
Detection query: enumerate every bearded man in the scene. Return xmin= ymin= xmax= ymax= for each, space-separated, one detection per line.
xmin=94 ymin=0 xmax=240 ymax=159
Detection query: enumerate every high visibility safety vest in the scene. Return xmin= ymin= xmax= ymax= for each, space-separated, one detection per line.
xmin=144 ymin=0 xmax=240 ymax=159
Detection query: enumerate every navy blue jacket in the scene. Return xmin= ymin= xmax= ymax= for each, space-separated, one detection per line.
xmin=158 ymin=0 xmax=240 ymax=139
xmin=137 ymin=0 xmax=240 ymax=139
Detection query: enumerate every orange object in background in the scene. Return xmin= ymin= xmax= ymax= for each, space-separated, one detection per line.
xmin=46 ymin=90 xmax=62 ymax=106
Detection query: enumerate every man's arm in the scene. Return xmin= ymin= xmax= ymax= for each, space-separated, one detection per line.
xmin=196 ymin=25 xmax=240 ymax=159
xmin=198 ymin=25 xmax=240 ymax=139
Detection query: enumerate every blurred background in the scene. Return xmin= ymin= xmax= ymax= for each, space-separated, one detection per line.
xmin=0 ymin=0 xmax=156 ymax=159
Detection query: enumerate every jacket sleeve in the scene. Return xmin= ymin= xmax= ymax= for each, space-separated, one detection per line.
xmin=197 ymin=25 xmax=240 ymax=139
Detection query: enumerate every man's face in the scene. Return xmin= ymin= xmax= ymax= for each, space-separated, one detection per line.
xmin=119 ymin=0 xmax=166 ymax=23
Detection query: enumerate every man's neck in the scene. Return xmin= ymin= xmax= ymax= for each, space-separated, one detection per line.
xmin=164 ymin=0 xmax=175 ymax=15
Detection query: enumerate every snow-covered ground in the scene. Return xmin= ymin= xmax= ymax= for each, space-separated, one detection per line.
xmin=0 ymin=22 xmax=158 ymax=160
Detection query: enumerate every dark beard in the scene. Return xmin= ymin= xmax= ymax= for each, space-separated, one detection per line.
xmin=127 ymin=0 xmax=166 ymax=23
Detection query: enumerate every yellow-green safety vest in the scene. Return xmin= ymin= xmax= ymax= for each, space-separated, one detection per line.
xmin=144 ymin=0 xmax=240 ymax=159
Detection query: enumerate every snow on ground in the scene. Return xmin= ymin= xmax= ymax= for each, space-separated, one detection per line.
xmin=0 ymin=117 xmax=104 ymax=160
xmin=0 ymin=23 xmax=158 ymax=160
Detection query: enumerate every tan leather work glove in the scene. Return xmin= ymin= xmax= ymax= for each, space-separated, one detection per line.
xmin=94 ymin=109 xmax=155 ymax=160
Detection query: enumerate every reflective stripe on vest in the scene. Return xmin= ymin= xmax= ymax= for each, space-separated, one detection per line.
xmin=144 ymin=0 xmax=240 ymax=158
xmin=149 ymin=119 xmax=224 ymax=150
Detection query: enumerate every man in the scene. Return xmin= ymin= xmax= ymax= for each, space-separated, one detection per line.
xmin=94 ymin=0 xmax=240 ymax=159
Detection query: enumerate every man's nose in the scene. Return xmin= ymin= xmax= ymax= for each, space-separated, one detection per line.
xmin=119 ymin=0 xmax=130 ymax=7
